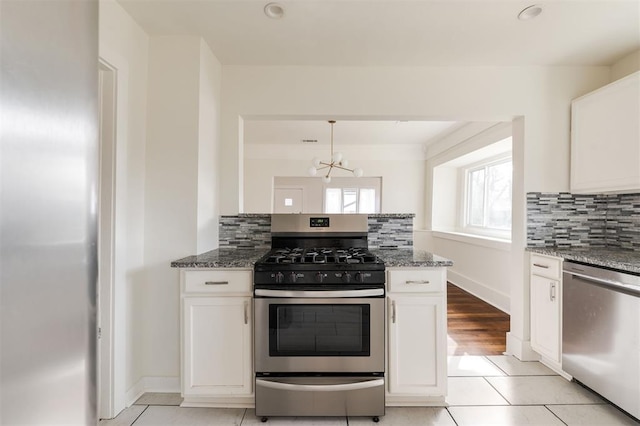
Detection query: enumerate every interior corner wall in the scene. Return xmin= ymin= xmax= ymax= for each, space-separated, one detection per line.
xmin=143 ymin=35 xmax=203 ymax=383
xmin=98 ymin=0 xmax=149 ymax=414
xmin=611 ymin=49 xmax=640 ymax=81
xmin=197 ymin=40 xmax=222 ymax=253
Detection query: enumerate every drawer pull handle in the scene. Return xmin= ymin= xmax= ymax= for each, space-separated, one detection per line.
xmin=533 ymin=263 xmax=549 ymax=269
xmin=205 ymin=281 xmax=229 ymax=285
xmin=406 ymin=280 xmax=430 ymax=285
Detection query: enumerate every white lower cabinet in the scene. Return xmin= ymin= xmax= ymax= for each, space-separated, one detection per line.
xmin=530 ymin=276 xmax=560 ymax=362
xmin=529 ymin=254 xmax=563 ymax=372
xmin=180 ymin=269 xmax=253 ymax=407
xmin=386 ymin=268 xmax=447 ymax=405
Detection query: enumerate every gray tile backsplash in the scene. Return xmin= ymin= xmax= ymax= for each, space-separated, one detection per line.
xmin=367 ymin=215 xmax=414 ymax=249
xmin=219 ymin=214 xmax=414 ymax=249
xmin=527 ymin=192 xmax=640 ymax=251
xmin=219 ymin=214 xmax=271 ymax=249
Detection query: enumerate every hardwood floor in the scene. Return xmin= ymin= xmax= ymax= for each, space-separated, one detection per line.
xmin=447 ymin=282 xmax=510 ymax=356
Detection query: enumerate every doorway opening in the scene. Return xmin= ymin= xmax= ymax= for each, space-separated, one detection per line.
xmin=98 ymin=60 xmax=117 ymax=420
xmin=447 ymin=283 xmax=510 ymax=356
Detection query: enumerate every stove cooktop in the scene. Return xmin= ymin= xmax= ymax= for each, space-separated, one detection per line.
xmin=254 ymin=247 xmax=385 ymax=285
xmin=257 ymin=247 xmax=382 ymax=266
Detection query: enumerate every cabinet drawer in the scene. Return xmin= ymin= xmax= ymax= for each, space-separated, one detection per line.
xmin=530 ymin=254 xmax=562 ymax=280
xmin=387 ymin=269 xmax=446 ymax=293
xmin=183 ymin=270 xmax=252 ymax=294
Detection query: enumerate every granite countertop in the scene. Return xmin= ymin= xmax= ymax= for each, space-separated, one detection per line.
xmin=372 ymin=248 xmax=453 ymax=268
xmin=526 ymin=247 xmax=640 ymax=275
xmin=171 ymin=247 xmax=453 ymax=269
xmin=171 ymin=248 xmax=267 ymax=269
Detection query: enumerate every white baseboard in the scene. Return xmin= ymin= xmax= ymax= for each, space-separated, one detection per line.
xmin=505 ymin=332 xmax=539 ymax=361
xmin=126 ymin=376 xmax=181 ymax=406
xmin=447 ymin=269 xmax=510 ymax=314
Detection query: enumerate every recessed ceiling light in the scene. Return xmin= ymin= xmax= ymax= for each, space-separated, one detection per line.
xmin=264 ymin=3 xmax=285 ymax=19
xmin=518 ymin=4 xmax=543 ymax=21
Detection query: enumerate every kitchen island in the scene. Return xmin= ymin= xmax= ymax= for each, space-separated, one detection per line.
xmin=171 ymin=247 xmax=453 ymax=408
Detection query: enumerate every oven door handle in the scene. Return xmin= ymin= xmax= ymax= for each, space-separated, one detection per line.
xmin=256 ymin=378 xmax=384 ymax=392
xmin=254 ymin=289 xmax=384 ymax=298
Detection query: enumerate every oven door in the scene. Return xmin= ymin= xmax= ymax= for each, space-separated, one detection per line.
xmin=254 ymin=289 xmax=385 ymax=373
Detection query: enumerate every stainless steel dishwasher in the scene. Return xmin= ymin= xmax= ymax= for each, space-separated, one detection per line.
xmin=563 ymin=261 xmax=640 ymax=420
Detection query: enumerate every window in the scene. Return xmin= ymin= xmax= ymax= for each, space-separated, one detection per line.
xmin=325 ymin=187 xmax=377 ymax=214
xmin=464 ymin=156 xmax=512 ymax=236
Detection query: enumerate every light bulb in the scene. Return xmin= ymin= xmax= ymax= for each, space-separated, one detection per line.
xmin=322 ymin=175 xmax=331 ymax=183
xmin=353 ymin=168 xmax=364 ymax=177
xmin=332 ymin=152 xmax=343 ymax=163
xmin=312 ymin=157 xmax=321 ymax=167
xmin=341 ymin=159 xmax=349 ymax=168
xmin=308 ymin=166 xmax=317 ymax=176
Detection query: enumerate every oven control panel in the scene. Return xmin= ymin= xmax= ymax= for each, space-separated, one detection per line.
xmin=255 ymin=270 xmax=385 ymax=285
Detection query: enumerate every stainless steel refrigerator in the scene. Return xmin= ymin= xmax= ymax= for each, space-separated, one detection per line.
xmin=1 ymin=0 xmax=99 ymax=424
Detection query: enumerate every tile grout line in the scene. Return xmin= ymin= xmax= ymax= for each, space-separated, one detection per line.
xmin=445 ymin=406 xmax=461 ymax=426
xmin=481 ymin=376 xmax=513 ymax=406
xmin=482 ymin=356 xmax=510 ymax=377
xmin=130 ymin=405 xmax=149 ymax=426
xmin=543 ymin=404 xmax=569 ymax=426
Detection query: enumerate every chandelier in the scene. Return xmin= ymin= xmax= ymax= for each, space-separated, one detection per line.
xmin=308 ymin=120 xmax=363 ymax=183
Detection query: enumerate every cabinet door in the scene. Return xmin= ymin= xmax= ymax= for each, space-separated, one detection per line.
xmin=388 ymin=295 xmax=446 ymax=395
xmin=571 ymin=72 xmax=640 ymax=193
xmin=530 ymin=275 xmax=561 ymax=363
xmin=183 ymin=297 xmax=252 ymax=396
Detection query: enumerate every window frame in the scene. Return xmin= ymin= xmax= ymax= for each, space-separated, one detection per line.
xmin=323 ymin=178 xmax=381 ymax=214
xmin=460 ymin=153 xmax=512 ymax=239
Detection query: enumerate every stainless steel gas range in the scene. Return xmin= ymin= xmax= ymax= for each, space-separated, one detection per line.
xmin=253 ymin=214 xmax=385 ymax=422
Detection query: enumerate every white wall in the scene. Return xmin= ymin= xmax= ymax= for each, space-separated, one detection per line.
xmin=611 ymin=49 xmax=640 ymax=81
xmin=244 ymin=143 xmax=425 ymax=221
xmin=142 ymin=36 xmax=222 ymax=395
xmin=98 ymin=0 xmax=149 ymax=415
xmin=221 ymin=65 xmax=611 ymax=358
xmin=197 ymin=41 xmax=222 ymax=253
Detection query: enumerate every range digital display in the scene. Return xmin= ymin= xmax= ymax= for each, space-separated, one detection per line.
xmin=309 ymin=217 xmax=330 ymax=228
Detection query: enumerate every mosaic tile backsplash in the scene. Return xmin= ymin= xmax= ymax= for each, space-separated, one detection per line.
xmin=527 ymin=192 xmax=640 ymax=251
xmin=368 ymin=215 xmax=414 ymax=249
xmin=219 ymin=214 xmax=414 ymax=249
xmin=219 ymin=215 xmax=271 ymax=249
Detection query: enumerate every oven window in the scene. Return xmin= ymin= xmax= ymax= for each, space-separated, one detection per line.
xmin=269 ymin=304 xmax=370 ymax=356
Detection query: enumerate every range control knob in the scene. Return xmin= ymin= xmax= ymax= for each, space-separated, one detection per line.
xmin=274 ymin=272 xmax=284 ymax=284
xmin=288 ymin=272 xmax=298 ymax=283
xmin=342 ymin=272 xmax=352 ymax=283
xmin=354 ymin=272 xmax=365 ymax=283
xmin=315 ymin=272 xmax=324 ymax=283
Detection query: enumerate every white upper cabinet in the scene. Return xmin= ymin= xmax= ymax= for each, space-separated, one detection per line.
xmin=571 ymin=71 xmax=640 ymax=194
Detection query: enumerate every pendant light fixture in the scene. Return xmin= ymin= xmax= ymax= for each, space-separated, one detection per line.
xmin=308 ymin=120 xmax=363 ymax=183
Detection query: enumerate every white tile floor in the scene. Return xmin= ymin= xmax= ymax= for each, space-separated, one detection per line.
xmin=100 ymin=355 xmax=639 ymax=426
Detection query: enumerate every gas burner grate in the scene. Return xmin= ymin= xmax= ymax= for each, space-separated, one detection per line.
xmin=260 ymin=247 xmax=380 ymax=265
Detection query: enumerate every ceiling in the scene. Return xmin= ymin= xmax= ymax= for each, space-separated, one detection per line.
xmin=117 ymin=0 xmax=639 ymax=146
xmin=243 ymin=119 xmax=466 ymax=145
xmin=117 ymin=0 xmax=640 ymax=67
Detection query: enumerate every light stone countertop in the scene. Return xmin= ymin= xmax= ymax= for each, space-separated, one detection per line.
xmin=171 ymin=248 xmax=453 ymax=269
xmin=526 ymin=246 xmax=640 ymax=275
xmin=371 ymin=248 xmax=453 ymax=268
xmin=170 ymin=248 xmax=267 ymax=269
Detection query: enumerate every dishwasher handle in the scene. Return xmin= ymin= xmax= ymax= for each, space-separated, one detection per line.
xmin=564 ymin=270 xmax=640 ymax=297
